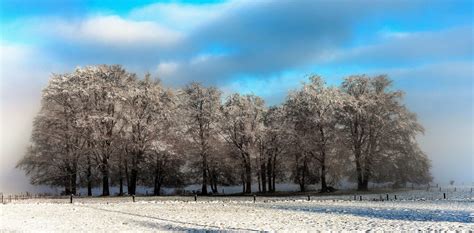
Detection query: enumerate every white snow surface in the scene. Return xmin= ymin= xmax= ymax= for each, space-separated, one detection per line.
xmin=1 ymin=190 xmax=473 ymax=232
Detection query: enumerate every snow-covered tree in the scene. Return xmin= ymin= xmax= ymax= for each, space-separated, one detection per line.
xmin=72 ymin=65 xmax=135 ymax=196
xmin=121 ymin=74 xmax=174 ymax=195
xmin=338 ymin=75 xmax=430 ymax=190
xmin=177 ymin=83 xmax=222 ymax=195
xmin=18 ymin=66 xmax=431 ymax=195
xmin=220 ymin=94 xmax=266 ymax=193
xmin=284 ymin=76 xmax=341 ymax=192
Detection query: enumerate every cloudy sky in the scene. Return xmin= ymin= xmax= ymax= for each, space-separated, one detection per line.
xmin=0 ymin=0 xmax=472 ymax=192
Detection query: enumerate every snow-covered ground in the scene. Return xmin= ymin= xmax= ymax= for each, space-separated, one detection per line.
xmin=1 ymin=190 xmax=473 ymax=231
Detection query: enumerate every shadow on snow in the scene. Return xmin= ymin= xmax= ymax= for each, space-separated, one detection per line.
xmin=260 ymin=204 xmax=473 ymax=223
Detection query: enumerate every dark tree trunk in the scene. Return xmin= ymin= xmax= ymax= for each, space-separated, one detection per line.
xmin=354 ymin=147 xmax=365 ymax=191
xmin=64 ymin=183 xmax=71 ymax=195
xmin=125 ymin=159 xmax=131 ymax=195
xmin=71 ymin=172 xmax=77 ymax=195
xmin=244 ymin=160 xmax=252 ymax=193
xmin=101 ymin=167 xmax=110 ymax=196
xmin=119 ymin=177 xmax=124 ymax=196
xmin=129 ymin=169 xmax=138 ymax=195
xmin=320 ymin=163 xmax=327 ymax=193
xmin=261 ymin=161 xmax=266 ymax=193
xmin=201 ymin=153 xmax=208 ymax=195
xmin=153 ymin=175 xmax=161 ymax=196
xmin=153 ymin=155 xmax=162 ymax=196
xmin=241 ymin=167 xmax=246 ymax=193
xmin=129 ymin=150 xmax=143 ymax=195
xmin=209 ymin=168 xmax=218 ymax=193
xmin=272 ymin=156 xmax=276 ymax=192
xmin=87 ymin=157 xmax=92 ymax=196
xmin=267 ymin=156 xmax=273 ymax=192
xmin=318 ymin=127 xmax=328 ymax=193
xmin=299 ymin=157 xmax=307 ymax=192
xmin=118 ymin=158 xmax=124 ymax=196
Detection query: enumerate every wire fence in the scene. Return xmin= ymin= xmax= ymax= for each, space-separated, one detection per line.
xmin=2 ymin=185 xmax=473 ymax=205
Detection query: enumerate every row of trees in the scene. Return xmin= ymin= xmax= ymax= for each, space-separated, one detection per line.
xmin=17 ymin=65 xmax=431 ymax=196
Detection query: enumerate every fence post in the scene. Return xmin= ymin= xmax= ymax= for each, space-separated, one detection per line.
xmin=70 ymin=194 xmax=73 ymax=204
xmin=194 ymin=194 xmax=197 ymax=202
xmin=359 ymin=196 xmax=362 ymax=201
xmin=132 ymin=195 xmax=135 ymax=202
xmin=353 ymin=195 xmax=356 ymax=201
xmin=386 ymin=194 xmax=389 ymax=201
xmin=253 ymin=195 xmax=256 ymax=203
xmin=307 ymin=195 xmax=310 ymax=201
xmin=394 ymin=195 xmax=397 ymax=200
xmin=443 ymin=193 xmax=446 ymax=199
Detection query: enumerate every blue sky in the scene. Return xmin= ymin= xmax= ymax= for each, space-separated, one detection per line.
xmin=0 ymin=0 xmax=473 ymax=192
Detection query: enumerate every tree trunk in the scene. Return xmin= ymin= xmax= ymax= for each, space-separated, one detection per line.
xmin=301 ymin=164 xmax=306 ymax=192
xmin=101 ymin=167 xmax=110 ymax=196
xmin=201 ymin=153 xmax=208 ymax=195
xmin=154 ymin=174 xmax=161 ymax=196
xmin=318 ymin=127 xmax=328 ymax=193
xmin=64 ymin=187 xmax=70 ymax=195
xmin=118 ymin=158 xmax=124 ymax=196
xmin=129 ymin=150 xmax=143 ymax=195
xmin=319 ymin=148 xmax=328 ymax=193
xmin=244 ymin=160 xmax=252 ymax=193
xmin=119 ymin=177 xmax=124 ymax=196
xmin=129 ymin=169 xmax=138 ymax=195
xmin=241 ymin=166 xmax=246 ymax=193
xmin=320 ymin=163 xmax=327 ymax=193
xmin=272 ymin=156 xmax=276 ymax=192
xmin=125 ymin=159 xmax=131 ymax=195
xmin=267 ymin=156 xmax=273 ymax=192
xmin=71 ymin=172 xmax=77 ymax=195
xmin=153 ymin=155 xmax=161 ymax=196
xmin=354 ymin=147 xmax=365 ymax=191
xmin=87 ymin=157 xmax=92 ymax=196
xmin=261 ymin=161 xmax=266 ymax=193
xmin=209 ymin=168 xmax=218 ymax=193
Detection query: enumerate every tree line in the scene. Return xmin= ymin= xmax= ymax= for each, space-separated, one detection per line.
xmin=17 ymin=65 xmax=432 ymax=196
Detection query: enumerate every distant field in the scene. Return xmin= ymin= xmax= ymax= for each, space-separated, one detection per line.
xmin=1 ymin=189 xmax=473 ymax=231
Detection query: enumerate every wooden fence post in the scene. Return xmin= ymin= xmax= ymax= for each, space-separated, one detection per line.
xmin=394 ymin=195 xmax=397 ymax=200
xmin=194 ymin=194 xmax=197 ymax=202
xmin=253 ymin=195 xmax=256 ymax=203
xmin=386 ymin=194 xmax=389 ymax=201
xmin=443 ymin=193 xmax=446 ymax=199
xmin=132 ymin=195 xmax=135 ymax=202
xmin=307 ymin=195 xmax=310 ymax=201
xmin=70 ymin=194 xmax=73 ymax=204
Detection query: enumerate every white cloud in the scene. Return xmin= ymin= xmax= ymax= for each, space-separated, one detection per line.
xmin=156 ymin=61 xmax=179 ymax=77
xmin=51 ymin=15 xmax=184 ymax=47
xmin=129 ymin=1 xmax=240 ymax=31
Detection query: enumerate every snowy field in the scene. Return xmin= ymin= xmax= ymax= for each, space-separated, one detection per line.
xmin=1 ymin=189 xmax=473 ymax=231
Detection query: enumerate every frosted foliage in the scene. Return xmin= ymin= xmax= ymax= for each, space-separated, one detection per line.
xmin=18 ymin=68 xmax=431 ymax=195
